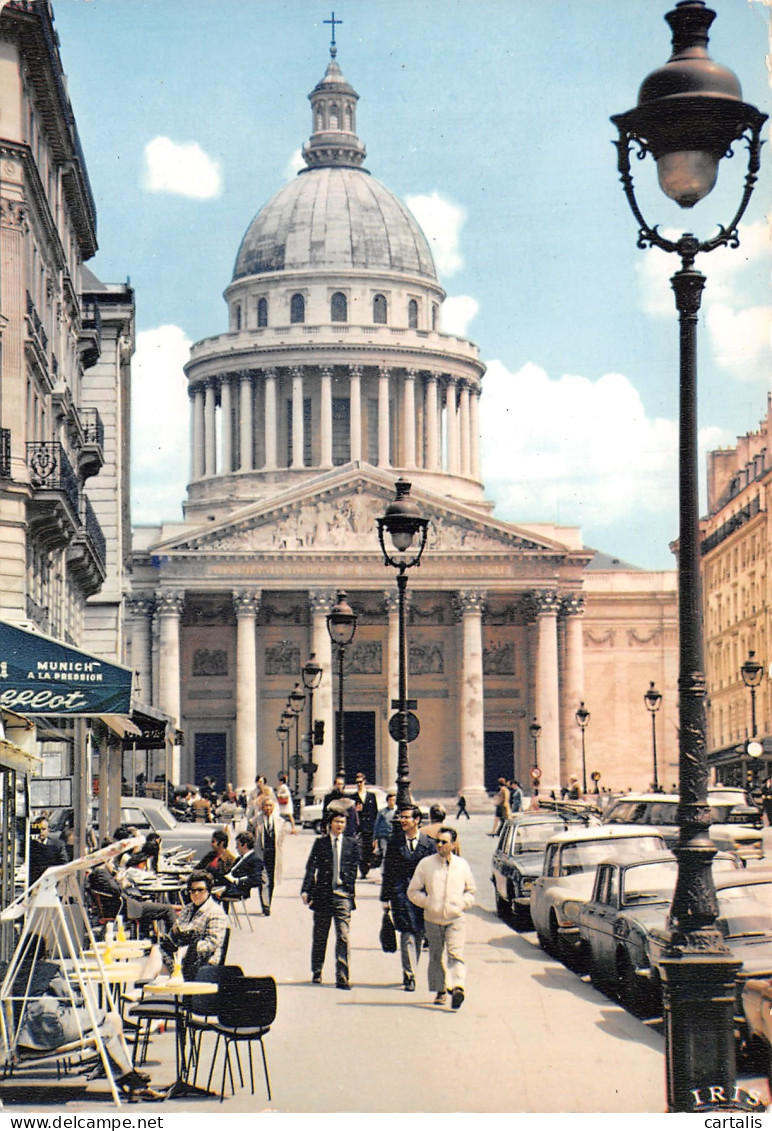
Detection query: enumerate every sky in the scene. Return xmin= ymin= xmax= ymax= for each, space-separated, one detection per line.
xmin=50 ymin=0 xmax=772 ymax=570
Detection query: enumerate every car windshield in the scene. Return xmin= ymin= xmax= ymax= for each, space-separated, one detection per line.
xmin=150 ymin=804 xmax=178 ymax=831
xmin=622 ymin=861 xmax=678 ymax=904
xmin=717 ymin=883 xmax=772 ymax=938
xmin=515 ymin=822 xmax=566 ymax=853
xmin=604 ymin=801 xmax=648 ymax=824
xmin=558 ymin=836 xmax=663 ymax=875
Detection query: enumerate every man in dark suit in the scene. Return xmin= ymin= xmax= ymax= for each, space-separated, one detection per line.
xmin=300 ymin=812 xmax=358 ymax=988
xmin=28 ymin=818 xmax=68 ymax=885
xmin=219 ymin=831 xmax=264 ymax=902
xmin=352 ymin=773 xmax=379 ymax=877
xmin=380 ymin=804 xmax=435 ymax=991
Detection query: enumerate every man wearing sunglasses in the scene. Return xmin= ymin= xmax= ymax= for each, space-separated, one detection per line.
xmin=160 ymin=870 xmax=228 ymax=980
xmin=407 ymin=827 xmax=476 ymax=1009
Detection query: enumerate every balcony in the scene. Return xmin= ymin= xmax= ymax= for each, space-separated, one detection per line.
xmin=78 ymin=406 xmax=105 ymax=479
xmin=0 ymin=429 xmax=10 ymax=478
xmin=79 ymin=299 xmax=102 ymax=369
xmin=26 ymin=440 xmax=80 ymax=552
xmin=67 ymin=493 xmax=106 ymax=595
xmin=25 ymin=291 xmax=50 ymax=384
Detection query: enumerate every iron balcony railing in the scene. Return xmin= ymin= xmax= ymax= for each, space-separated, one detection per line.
xmin=701 ymin=495 xmax=762 ymax=557
xmin=26 ymin=441 xmax=79 ymax=515
xmin=25 ymin=593 xmax=50 ymax=635
xmin=80 ymin=407 xmax=104 ymax=448
xmin=80 ymin=493 xmax=106 ymax=571
xmin=0 ymin=429 xmax=10 ymax=478
xmin=25 ymin=290 xmax=48 ymax=354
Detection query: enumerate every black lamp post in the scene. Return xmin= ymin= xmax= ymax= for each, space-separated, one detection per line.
xmin=612 ymin=1 xmax=766 ymax=1112
xmin=301 ymin=652 xmax=323 ymax=799
xmin=377 ymin=479 xmax=429 ymax=809
xmin=644 ymin=681 xmax=663 ymax=791
xmin=740 ymin=650 xmax=764 ymax=787
xmin=276 ymin=722 xmax=290 ymax=776
xmin=288 ymin=682 xmax=306 ymax=817
xmin=529 ymin=718 xmax=541 ymax=769
xmin=575 ymin=702 xmax=590 ymax=796
xmin=326 ymin=591 xmax=357 ymax=781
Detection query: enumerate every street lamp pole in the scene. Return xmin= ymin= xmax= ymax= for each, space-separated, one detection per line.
xmin=740 ymin=650 xmax=764 ymax=788
xmin=276 ymin=723 xmax=289 ymax=776
xmin=302 ymin=652 xmax=323 ymax=800
xmin=288 ymin=682 xmax=306 ymax=818
xmin=612 ymin=1 xmax=766 ymax=1111
xmin=575 ymin=702 xmax=590 ymax=796
xmin=326 ymin=591 xmax=357 ymax=781
xmin=644 ymin=681 xmax=663 ymax=791
xmin=528 ymin=718 xmax=541 ymax=797
xmin=377 ymin=479 xmax=428 ymax=810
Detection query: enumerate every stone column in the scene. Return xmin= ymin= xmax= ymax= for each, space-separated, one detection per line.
xmin=470 ymin=386 xmax=481 ymax=481
xmin=534 ymin=591 xmax=561 ymax=793
xmin=292 ymin=366 xmax=305 ymax=468
xmin=458 ymin=591 xmax=487 ymax=805
xmin=349 ymin=365 xmax=362 ymax=463
xmin=264 ymin=368 xmax=277 ymax=470
xmin=378 ymin=366 xmax=390 ymax=467
xmin=204 ymin=381 xmax=217 ymax=476
xmin=403 ymin=369 xmax=417 ymax=468
xmin=127 ymin=596 xmax=154 ymax=704
xmin=425 ymin=373 xmax=439 ymax=471
xmin=234 ymin=590 xmax=261 ymax=789
xmin=459 ymin=381 xmax=471 ymax=477
xmin=384 ymin=590 xmax=400 ymax=790
xmin=445 ymin=377 xmax=459 ymax=474
xmin=239 ymin=372 xmax=253 ymax=471
xmin=192 ymin=387 xmax=205 ymax=480
xmin=220 ymin=377 xmax=233 ymax=474
xmin=309 ymin=592 xmax=335 ymax=791
xmin=155 ymin=591 xmax=184 ymax=726
xmin=320 ymin=366 xmax=333 ymax=468
xmin=562 ymin=595 xmax=586 ymax=789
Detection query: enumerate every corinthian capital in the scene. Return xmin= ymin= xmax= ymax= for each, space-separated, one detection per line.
xmin=562 ymin=594 xmax=585 ymax=618
xmin=533 ymin=590 xmax=560 ymax=617
xmin=154 ymin=591 xmax=185 ymax=617
xmin=233 ymin=589 xmax=261 ymax=616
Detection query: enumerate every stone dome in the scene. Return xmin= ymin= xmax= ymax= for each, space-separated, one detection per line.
xmin=233 ymin=166 xmax=438 ymax=282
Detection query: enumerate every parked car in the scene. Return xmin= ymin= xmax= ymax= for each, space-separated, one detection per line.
xmin=742 ymin=977 xmax=772 ymax=1086
xmin=575 ymin=852 xmax=745 ymax=1015
xmin=491 ymin=811 xmax=600 ymax=930
xmin=602 ymin=789 xmax=764 ymax=861
xmin=529 ymin=826 xmax=667 ymax=962
xmin=300 ymin=787 xmax=429 ymax=831
xmin=112 ymin=796 xmax=223 ymax=857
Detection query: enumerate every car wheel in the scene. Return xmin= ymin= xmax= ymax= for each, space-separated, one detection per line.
xmin=546 ymin=912 xmax=562 ymax=959
xmin=617 ymin=951 xmax=653 ymax=1017
xmin=494 ymin=892 xmax=510 ymax=921
xmin=589 ymin=951 xmax=607 ymax=990
xmin=512 ymin=901 xmax=531 ymax=932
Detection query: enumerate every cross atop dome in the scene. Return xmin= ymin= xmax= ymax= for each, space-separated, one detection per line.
xmin=324 ymin=11 xmax=342 ymax=58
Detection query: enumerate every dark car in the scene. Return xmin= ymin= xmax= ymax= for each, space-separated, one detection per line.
xmin=491 ymin=812 xmax=599 ymax=930
xmin=602 ymin=789 xmax=764 ymax=861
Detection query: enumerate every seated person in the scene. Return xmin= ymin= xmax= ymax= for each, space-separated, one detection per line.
xmin=197 ymin=829 xmax=237 ymax=877
xmin=27 ymin=818 xmax=68 ymax=884
xmin=12 ymin=941 xmax=163 ymax=1102
xmin=87 ymin=844 xmax=176 ymax=936
xmin=217 ymin=831 xmax=264 ymax=903
xmin=160 ymin=870 xmax=229 ymax=980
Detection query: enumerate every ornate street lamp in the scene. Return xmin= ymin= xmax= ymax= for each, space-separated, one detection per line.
xmin=326 ymin=591 xmax=357 ymax=780
xmin=301 ymin=652 xmax=323 ymax=799
xmin=276 ymin=722 xmax=290 ymax=776
xmin=612 ymin=1 xmax=766 ymax=1111
xmin=575 ymin=701 xmax=590 ymax=796
xmin=287 ymin=682 xmax=306 ymax=817
xmin=740 ymin=650 xmax=764 ymax=787
xmin=377 ymin=479 xmax=429 ymax=809
xmin=644 ymin=681 xmax=663 ymax=791
xmin=528 ymin=718 xmax=542 ymax=796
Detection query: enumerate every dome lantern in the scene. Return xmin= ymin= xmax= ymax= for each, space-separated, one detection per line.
xmin=302 ymin=41 xmax=367 ymax=171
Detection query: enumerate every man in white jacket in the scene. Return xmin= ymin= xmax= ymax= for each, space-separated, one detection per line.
xmin=407 ymin=826 xmax=476 ymax=1009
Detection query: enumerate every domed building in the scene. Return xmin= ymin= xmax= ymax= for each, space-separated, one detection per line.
xmin=129 ymin=45 xmax=677 ymax=803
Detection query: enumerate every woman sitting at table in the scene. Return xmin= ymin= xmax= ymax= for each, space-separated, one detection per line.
xmin=88 ymin=845 xmax=177 ymax=937
xmin=160 ymin=870 xmax=229 ymax=980
xmin=197 ymin=829 xmax=236 ymax=878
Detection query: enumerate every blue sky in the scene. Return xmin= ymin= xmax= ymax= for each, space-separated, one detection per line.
xmin=52 ymin=0 xmax=771 ymax=570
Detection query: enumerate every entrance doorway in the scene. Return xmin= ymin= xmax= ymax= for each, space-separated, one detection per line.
xmin=484 ymin=731 xmax=514 ymax=793
xmin=194 ymin=732 xmax=227 ymax=791
xmin=336 ymin=711 xmax=376 ymax=784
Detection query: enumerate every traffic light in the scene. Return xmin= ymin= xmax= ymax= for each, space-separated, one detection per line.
xmin=313 ymin=720 xmax=325 ymax=746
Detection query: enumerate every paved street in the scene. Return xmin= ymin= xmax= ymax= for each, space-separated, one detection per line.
xmin=4 ymin=814 xmax=771 ymax=1115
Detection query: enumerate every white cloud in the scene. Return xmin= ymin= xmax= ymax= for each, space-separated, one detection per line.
xmin=142 ymin=136 xmax=222 ymax=199
xmin=441 ymin=295 xmax=479 ymax=338
xmin=285 ymin=148 xmax=305 ymax=178
xmin=706 ymin=303 xmax=771 ymax=378
xmin=405 ymin=190 xmax=466 ymax=276
xmin=479 ymin=359 xmax=733 ymax=542
xmin=131 ymin=325 xmax=191 ymax=522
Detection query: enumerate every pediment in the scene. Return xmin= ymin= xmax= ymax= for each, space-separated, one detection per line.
xmin=156 ymin=470 xmax=567 ymax=558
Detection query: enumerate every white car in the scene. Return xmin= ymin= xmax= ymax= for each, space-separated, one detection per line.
xmin=300 ymin=787 xmax=429 ymax=831
xmin=529 ymin=825 xmax=667 ymax=963
xmin=602 ymin=789 xmax=764 ymax=861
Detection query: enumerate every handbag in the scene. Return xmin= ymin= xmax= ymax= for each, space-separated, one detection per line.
xmin=379 ymin=908 xmax=397 ymax=953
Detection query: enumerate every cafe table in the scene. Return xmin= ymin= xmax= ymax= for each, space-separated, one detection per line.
xmin=142 ymin=977 xmax=218 ymax=1098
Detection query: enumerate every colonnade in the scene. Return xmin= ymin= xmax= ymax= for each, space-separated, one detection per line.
xmin=128 ymin=588 xmax=586 ymax=796
xmin=189 ymin=365 xmax=482 ymax=483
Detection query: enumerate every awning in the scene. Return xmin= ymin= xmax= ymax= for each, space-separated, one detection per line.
xmin=0 ymin=736 xmax=41 ymax=775
xmin=0 ymin=620 xmax=132 ymax=715
xmin=0 ymin=707 xmax=40 ymax=774
xmin=98 ymin=714 xmax=142 ymax=739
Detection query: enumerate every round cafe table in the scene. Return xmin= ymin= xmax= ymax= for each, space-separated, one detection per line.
xmin=143 ymin=978 xmax=218 ymax=1098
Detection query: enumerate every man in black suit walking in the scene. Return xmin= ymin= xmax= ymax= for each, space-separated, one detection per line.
xmin=300 ymin=811 xmax=358 ymax=988
xmin=352 ymin=773 xmax=378 ymax=878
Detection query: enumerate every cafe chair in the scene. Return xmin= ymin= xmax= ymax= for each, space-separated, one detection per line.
xmin=219 ymin=892 xmax=254 ymax=933
xmin=185 ymin=962 xmax=242 ymax=1086
xmin=204 ymin=975 xmax=277 ymax=1103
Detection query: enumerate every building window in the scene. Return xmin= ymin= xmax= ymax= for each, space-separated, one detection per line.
xmin=234 ymin=304 xmax=242 ymax=331
xmin=331 ymin=292 xmax=348 ymax=323
xmin=408 ymin=299 xmax=418 ymax=329
xmin=332 ymin=398 xmax=351 ymax=465
xmin=432 ymin=304 xmax=439 ymax=330
xmin=257 ymin=297 xmax=268 ymax=327
xmin=330 ymin=103 xmax=340 ymax=129
xmin=290 ymin=293 xmax=305 ymax=324
xmin=373 ymin=294 xmax=387 ymax=324
xmin=287 ymin=397 xmax=312 ymax=466
xmin=367 ymin=398 xmax=379 ymax=463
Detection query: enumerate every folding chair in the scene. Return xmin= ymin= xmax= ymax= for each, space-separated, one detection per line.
xmin=220 ymin=893 xmax=253 ymax=933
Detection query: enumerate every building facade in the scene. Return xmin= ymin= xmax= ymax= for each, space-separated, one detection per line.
xmin=130 ymin=45 xmax=678 ymax=801
xmin=703 ymin=394 xmax=772 ymax=788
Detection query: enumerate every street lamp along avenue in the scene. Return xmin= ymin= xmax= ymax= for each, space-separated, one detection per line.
xmin=326 ymin=592 xmax=357 ymax=780
xmin=287 ymin=682 xmax=306 ymax=818
xmin=301 ymin=652 xmax=323 ymax=800
xmin=740 ymin=650 xmax=764 ymax=787
xmin=644 ymin=681 xmax=663 ymax=792
xmin=529 ymin=718 xmax=541 ymax=795
xmin=377 ymin=479 xmax=428 ymax=810
xmin=612 ymin=0 xmax=766 ymax=1113
xmin=575 ymin=702 xmax=590 ymax=796
xmin=276 ymin=722 xmax=290 ymax=776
